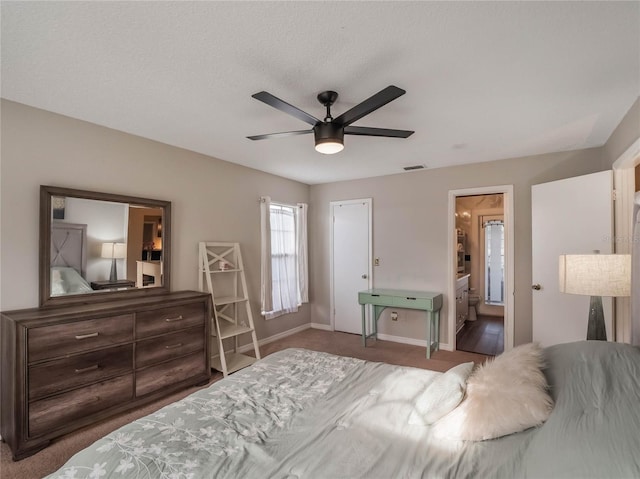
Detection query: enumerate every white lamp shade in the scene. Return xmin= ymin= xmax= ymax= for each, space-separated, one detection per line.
xmin=101 ymin=242 xmax=127 ymax=259
xmin=559 ymin=254 xmax=631 ymax=297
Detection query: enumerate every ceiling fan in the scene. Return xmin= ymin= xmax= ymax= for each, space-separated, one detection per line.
xmin=247 ymin=85 xmax=414 ymax=154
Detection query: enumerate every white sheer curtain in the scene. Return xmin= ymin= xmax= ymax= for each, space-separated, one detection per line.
xmin=296 ymin=203 xmax=309 ymax=304
xmin=261 ymin=200 xmax=306 ymax=320
xmin=631 ymin=192 xmax=640 ymax=346
xmin=260 ymin=196 xmax=273 ymax=315
xmin=484 ymin=220 xmax=504 ymax=305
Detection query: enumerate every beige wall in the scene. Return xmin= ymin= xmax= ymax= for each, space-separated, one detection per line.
xmin=2 ymin=97 xmax=636 ymax=349
xmin=309 ymin=148 xmax=605 ymax=347
xmin=0 ymin=100 xmax=311 ymax=340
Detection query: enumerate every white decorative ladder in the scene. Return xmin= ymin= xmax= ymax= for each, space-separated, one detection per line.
xmin=198 ymin=242 xmax=260 ymax=377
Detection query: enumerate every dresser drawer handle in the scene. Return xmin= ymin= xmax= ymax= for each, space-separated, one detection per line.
xmin=406 ymin=297 xmax=417 ymax=300
xmin=165 ymin=343 xmax=183 ymax=350
xmin=74 ymin=364 xmax=100 ymax=374
xmin=165 ymin=315 xmax=184 ymax=322
xmin=75 ymin=332 xmax=99 ymax=340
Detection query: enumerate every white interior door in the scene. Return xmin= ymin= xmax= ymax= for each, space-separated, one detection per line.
xmin=532 ymin=171 xmax=613 ymax=347
xmin=331 ymin=199 xmax=371 ymax=334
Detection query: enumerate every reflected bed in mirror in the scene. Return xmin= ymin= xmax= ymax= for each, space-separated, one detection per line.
xmin=40 ymin=185 xmax=171 ymax=307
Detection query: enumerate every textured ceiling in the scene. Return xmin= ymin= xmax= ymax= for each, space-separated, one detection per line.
xmin=2 ymin=1 xmax=639 ymax=185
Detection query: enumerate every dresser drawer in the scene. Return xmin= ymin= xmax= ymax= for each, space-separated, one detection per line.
xmin=136 ymin=327 xmax=205 ymax=368
xmin=29 ymin=374 xmax=133 ymax=437
xmin=29 ymin=344 xmax=133 ymax=401
xmin=28 ymin=314 xmax=134 ymax=363
xmin=136 ymin=352 xmax=206 ymax=397
xmin=136 ymin=303 xmax=205 ymax=339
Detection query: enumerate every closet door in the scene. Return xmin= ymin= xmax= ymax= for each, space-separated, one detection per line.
xmin=331 ymin=199 xmax=372 ymax=335
xmin=531 ymin=171 xmax=613 ymax=347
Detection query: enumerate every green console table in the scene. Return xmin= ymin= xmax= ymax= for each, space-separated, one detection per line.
xmin=358 ymin=289 xmax=444 ymax=358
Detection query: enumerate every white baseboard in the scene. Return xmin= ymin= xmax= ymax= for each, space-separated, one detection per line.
xmin=310 ymin=322 xmax=333 ymax=331
xmin=375 ymin=332 xmax=453 ymax=352
xmin=376 ymin=332 xmax=426 ymax=347
xmin=215 ymin=322 xmax=454 ymax=359
xmin=236 ymin=323 xmax=312 ymax=354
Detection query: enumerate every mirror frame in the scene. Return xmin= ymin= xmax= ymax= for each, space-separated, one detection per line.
xmin=40 ymin=185 xmax=171 ymax=307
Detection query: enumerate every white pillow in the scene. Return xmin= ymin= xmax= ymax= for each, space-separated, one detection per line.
xmin=51 ymin=268 xmax=67 ymax=296
xmin=433 ymin=342 xmax=553 ymax=441
xmin=408 ymin=361 xmax=474 ymax=425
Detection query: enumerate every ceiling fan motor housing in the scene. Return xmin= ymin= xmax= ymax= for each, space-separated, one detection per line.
xmin=314 ymin=122 xmax=344 ymax=146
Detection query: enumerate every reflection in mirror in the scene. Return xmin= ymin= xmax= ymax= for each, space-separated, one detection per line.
xmin=41 ymin=186 xmax=171 ymax=307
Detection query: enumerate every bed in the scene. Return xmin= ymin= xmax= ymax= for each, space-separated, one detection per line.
xmin=46 ymin=341 xmax=639 ymax=479
xmin=50 ymin=222 xmax=93 ymax=295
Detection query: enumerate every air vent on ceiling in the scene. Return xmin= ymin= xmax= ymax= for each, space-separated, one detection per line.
xmin=403 ymin=165 xmax=426 ymax=171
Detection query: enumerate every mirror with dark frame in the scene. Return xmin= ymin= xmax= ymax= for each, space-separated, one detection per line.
xmin=40 ymin=185 xmax=171 ymax=307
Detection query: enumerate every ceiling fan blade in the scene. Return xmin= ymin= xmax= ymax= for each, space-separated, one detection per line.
xmin=333 ymin=85 xmax=406 ymax=127
xmin=247 ymin=129 xmax=313 ymax=141
xmin=251 ymin=91 xmax=320 ymax=126
xmin=344 ymin=126 xmax=414 ymax=138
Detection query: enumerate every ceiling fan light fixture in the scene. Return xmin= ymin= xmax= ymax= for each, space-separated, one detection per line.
xmin=315 ymin=139 xmax=344 ymax=154
xmin=314 ymin=123 xmax=344 ymax=154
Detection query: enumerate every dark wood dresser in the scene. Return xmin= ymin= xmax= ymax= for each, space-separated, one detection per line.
xmin=1 ymin=291 xmax=211 ymax=460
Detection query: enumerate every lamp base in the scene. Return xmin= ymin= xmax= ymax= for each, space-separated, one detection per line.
xmin=109 ymin=258 xmax=118 ymax=282
xmin=586 ymin=295 xmax=607 ymax=341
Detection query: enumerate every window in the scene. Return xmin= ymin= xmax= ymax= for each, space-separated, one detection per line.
xmin=260 ymin=197 xmax=308 ymax=319
xmin=484 ymin=219 xmax=504 ymax=305
xmin=268 ymin=203 xmax=298 ymax=317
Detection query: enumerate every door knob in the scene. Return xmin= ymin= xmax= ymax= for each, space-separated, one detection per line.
xmin=362 ymin=274 xmax=368 ymax=279
xmin=532 ymin=284 xmax=541 ymax=290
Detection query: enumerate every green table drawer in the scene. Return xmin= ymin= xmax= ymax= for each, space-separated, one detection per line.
xmin=358 ymin=293 xmax=391 ymax=306
xmin=394 ymin=296 xmax=433 ymax=310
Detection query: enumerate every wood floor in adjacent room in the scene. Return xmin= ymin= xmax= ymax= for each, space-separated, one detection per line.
xmin=1 ymin=328 xmax=488 ymax=478
xmin=456 ymin=314 xmax=504 ymax=356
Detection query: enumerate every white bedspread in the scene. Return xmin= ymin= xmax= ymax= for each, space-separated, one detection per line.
xmin=47 ymin=344 xmax=640 ymax=479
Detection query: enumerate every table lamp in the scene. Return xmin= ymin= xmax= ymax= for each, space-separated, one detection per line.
xmin=101 ymin=242 xmax=127 ymax=282
xmin=559 ymin=253 xmax=631 ymax=340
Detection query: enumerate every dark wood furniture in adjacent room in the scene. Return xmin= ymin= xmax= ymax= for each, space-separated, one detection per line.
xmin=0 ymin=291 xmax=211 ymax=460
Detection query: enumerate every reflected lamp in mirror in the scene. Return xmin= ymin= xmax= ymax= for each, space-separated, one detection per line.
xmin=559 ymin=254 xmax=631 ymax=341
xmin=102 ymin=242 xmax=126 ymax=282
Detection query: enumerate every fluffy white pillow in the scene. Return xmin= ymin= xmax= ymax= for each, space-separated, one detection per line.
xmin=433 ymin=342 xmax=553 ymax=441
xmin=409 ymin=361 xmax=475 ymax=425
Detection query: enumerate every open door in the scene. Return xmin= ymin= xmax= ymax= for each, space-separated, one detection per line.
xmin=531 ymin=171 xmax=613 ymax=347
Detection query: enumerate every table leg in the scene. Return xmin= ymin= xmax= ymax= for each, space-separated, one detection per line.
xmin=434 ymin=310 xmax=440 ymax=353
xmin=426 ymin=311 xmax=432 ymax=359
xmin=361 ymin=304 xmax=367 ymax=347
xmin=373 ymin=306 xmax=380 ymax=339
